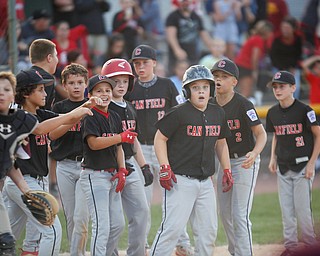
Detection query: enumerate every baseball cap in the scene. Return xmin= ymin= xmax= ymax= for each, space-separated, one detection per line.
xmin=32 ymin=9 xmax=51 ymax=20
xmin=16 ymin=69 xmax=54 ymax=89
xmin=211 ymin=59 xmax=239 ymax=79
xmin=88 ymin=74 xmax=116 ymax=92
xmin=130 ymin=45 xmax=157 ymax=61
xmin=267 ymin=71 xmax=295 ymax=87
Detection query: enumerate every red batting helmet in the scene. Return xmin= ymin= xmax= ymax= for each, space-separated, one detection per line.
xmin=101 ymin=58 xmax=135 ymax=92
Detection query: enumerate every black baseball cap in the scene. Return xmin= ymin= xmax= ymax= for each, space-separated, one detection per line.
xmin=32 ymin=9 xmax=51 ymax=20
xmin=16 ymin=69 xmax=54 ymax=89
xmin=130 ymin=45 xmax=157 ymax=61
xmin=267 ymin=71 xmax=295 ymax=87
xmin=88 ymin=74 xmax=116 ymax=92
xmin=211 ymin=59 xmax=239 ymax=79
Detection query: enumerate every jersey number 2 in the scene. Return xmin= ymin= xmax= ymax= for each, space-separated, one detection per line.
xmin=295 ymin=136 xmax=305 ymax=147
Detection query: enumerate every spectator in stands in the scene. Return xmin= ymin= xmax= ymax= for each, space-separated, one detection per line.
xmin=165 ymin=0 xmax=215 ymax=75
xmin=74 ymin=0 xmax=110 ymax=61
xmin=139 ymin=0 xmax=164 ymax=48
xmin=52 ymin=0 xmax=78 ymax=28
xmin=270 ymin=16 xmax=303 ymax=99
xmin=52 ymin=21 xmax=90 ymax=73
xmin=199 ymin=38 xmax=227 ymax=69
xmin=112 ymin=0 xmax=144 ymax=58
xmin=301 ymin=55 xmax=320 ymax=105
xmin=235 ymin=20 xmax=273 ymax=100
xmin=169 ymin=59 xmax=189 ymax=101
xmin=266 ymin=0 xmax=289 ymax=34
xmin=211 ymin=0 xmax=242 ymax=60
xmin=20 ymin=9 xmax=55 ymax=47
xmin=96 ymin=33 xmax=127 ymax=67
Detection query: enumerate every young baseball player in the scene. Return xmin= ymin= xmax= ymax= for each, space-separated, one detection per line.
xmin=79 ymin=74 xmax=138 ymax=256
xmin=126 ymin=44 xmax=187 ymax=250
xmin=266 ymin=71 xmax=320 ymax=256
xmin=2 ymin=69 xmax=93 ymax=256
xmin=150 ymin=65 xmax=233 ymax=256
xmin=0 ymin=71 xmax=38 ymax=256
xmin=211 ymin=59 xmax=267 ymax=256
xmin=49 ymin=63 xmax=98 ymax=256
xmin=101 ymin=58 xmax=152 ymax=256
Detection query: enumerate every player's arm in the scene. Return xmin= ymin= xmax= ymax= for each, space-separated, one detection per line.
xmin=242 ymin=124 xmax=267 ymax=169
xmin=7 ymin=167 xmax=30 ymax=194
xmin=116 ymin=145 xmax=126 ymax=169
xmin=268 ymin=133 xmax=278 ymax=173
xmin=86 ymin=128 xmax=137 ymax=150
xmin=33 ymin=107 xmax=93 ymax=135
xmin=305 ymin=125 xmax=320 ymax=179
xmin=215 ymin=138 xmax=231 ymax=170
xmin=154 ymin=130 xmax=169 ymax=165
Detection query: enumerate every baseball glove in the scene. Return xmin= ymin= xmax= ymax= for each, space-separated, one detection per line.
xmin=21 ymin=190 xmax=59 ymax=226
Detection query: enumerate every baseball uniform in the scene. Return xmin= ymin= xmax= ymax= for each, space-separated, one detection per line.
xmin=50 ymin=98 xmax=89 ymax=256
xmin=266 ymin=99 xmax=318 ymax=250
xmin=79 ymin=107 xmax=125 ymax=256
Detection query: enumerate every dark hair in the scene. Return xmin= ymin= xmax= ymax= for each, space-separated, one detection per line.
xmin=67 ymin=50 xmax=81 ymax=64
xmin=282 ymin=16 xmax=298 ymax=30
xmin=106 ymin=33 xmax=125 ymax=59
xmin=15 ymin=84 xmax=37 ymax=105
xmin=29 ymin=39 xmax=56 ymax=63
xmin=61 ymin=63 xmax=88 ymax=84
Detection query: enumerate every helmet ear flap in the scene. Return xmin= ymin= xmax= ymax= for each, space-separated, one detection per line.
xmin=182 ymin=86 xmax=191 ymax=99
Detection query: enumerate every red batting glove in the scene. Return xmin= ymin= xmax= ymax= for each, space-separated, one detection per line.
xmin=159 ymin=164 xmax=177 ymax=191
xmin=111 ymin=167 xmax=129 ymax=193
xmin=120 ymin=128 xmax=138 ymax=144
xmin=222 ymin=169 xmax=234 ymax=192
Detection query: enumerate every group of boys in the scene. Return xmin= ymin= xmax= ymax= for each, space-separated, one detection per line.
xmin=0 ymin=37 xmax=319 ymax=256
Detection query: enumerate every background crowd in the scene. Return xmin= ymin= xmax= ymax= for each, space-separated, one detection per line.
xmin=1 ymin=0 xmax=320 ymax=107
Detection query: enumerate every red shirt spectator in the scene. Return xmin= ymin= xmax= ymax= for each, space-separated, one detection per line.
xmin=267 ymin=0 xmax=288 ymax=34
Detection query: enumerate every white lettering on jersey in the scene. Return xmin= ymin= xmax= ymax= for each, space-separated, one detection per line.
xmin=246 ymin=109 xmax=258 ymax=121
xmin=187 ymin=125 xmax=221 ymax=136
xmin=307 ymin=110 xmax=316 ymax=123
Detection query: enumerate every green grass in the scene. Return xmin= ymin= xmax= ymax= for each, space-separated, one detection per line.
xmin=17 ymin=189 xmax=320 ymax=252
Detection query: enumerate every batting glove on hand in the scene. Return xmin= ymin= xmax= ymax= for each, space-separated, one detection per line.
xmin=141 ymin=164 xmax=153 ymax=187
xmin=120 ymin=128 xmax=138 ymax=144
xmin=111 ymin=167 xmax=129 ymax=193
xmin=125 ymin=162 xmax=135 ymax=176
xmin=159 ymin=164 xmax=177 ymax=191
xmin=222 ymin=169 xmax=233 ymax=192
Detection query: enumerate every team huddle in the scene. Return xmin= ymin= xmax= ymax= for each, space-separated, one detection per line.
xmin=0 ymin=39 xmax=319 ymax=256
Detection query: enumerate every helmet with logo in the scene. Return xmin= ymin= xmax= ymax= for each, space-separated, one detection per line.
xmin=182 ymin=65 xmax=214 ymax=98
xmin=101 ymin=58 xmax=135 ymax=92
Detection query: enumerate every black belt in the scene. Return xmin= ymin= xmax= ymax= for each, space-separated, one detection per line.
xmin=82 ymin=168 xmax=116 ymax=173
xmin=141 ymin=140 xmax=154 ymax=145
xmin=28 ymin=174 xmax=43 ymax=180
xmin=66 ymin=155 xmax=83 ymax=162
xmin=229 ymin=152 xmax=247 ymax=159
xmin=181 ymin=174 xmax=208 ymax=181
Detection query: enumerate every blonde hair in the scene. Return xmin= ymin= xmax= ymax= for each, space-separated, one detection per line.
xmin=0 ymin=71 xmax=16 ymax=93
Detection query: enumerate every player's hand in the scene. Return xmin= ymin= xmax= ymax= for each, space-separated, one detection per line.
xmin=141 ymin=164 xmax=153 ymax=186
xmin=159 ymin=164 xmax=176 ymax=191
xmin=120 ymin=128 xmax=138 ymax=144
xmin=305 ymin=162 xmax=315 ymax=179
xmin=111 ymin=167 xmax=129 ymax=193
xmin=70 ymin=106 xmax=93 ymax=119
xmin=125 ymin=162 xmax=135 ymax=176
xmin=241 ymin=151 xmax=257 ymax=169
xmin=268 ymin=158 xmax=277 ymax=174
xmin=222 ymin=169 xmax=233 ymax=192
xmin=82 ymin=96 xmax=103 ymax=108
